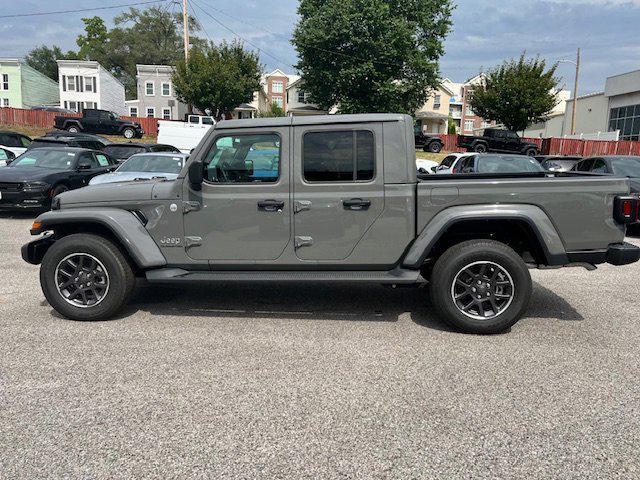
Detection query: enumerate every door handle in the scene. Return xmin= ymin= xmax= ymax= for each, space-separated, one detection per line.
xmin=258 ymin=199 xmax=285 ymax=212
xmin=343 ymin=198 xmax=371 ymax=210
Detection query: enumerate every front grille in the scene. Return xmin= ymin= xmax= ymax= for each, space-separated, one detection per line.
xmin=0 ymin=182 xmax=22 ymax=192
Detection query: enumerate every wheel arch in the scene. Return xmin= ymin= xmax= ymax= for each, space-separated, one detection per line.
xmin=402 ymin=204 xmax=569 ymax=269
xmin=22 ymin=209 xmax=166 ymax=270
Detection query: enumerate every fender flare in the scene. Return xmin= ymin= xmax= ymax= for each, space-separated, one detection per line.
xmin=402 ymin=204 xmax=569 ymax=269
xmin=23 ymin=208 xmax=166 ymax=268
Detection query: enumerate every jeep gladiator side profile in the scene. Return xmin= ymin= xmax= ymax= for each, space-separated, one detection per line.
xmin=23 ymin=114 xmax=640 ymax=333
xmin=458 ymin=128 xmax=539 ymax=156
xmin=54 ymin=109 xmax=144 ymax=139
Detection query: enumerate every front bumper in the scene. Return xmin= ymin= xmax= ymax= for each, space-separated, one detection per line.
xmin=21 ymin=233 xmax=56 ymax=265
xmin=0 ymin=190 xmax=51 ymax=210
xmin=566 ymin=242 xmax=640 ymax=266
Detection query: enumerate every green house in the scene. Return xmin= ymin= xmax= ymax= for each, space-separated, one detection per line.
xmin=0 ymin=58 xmax=59 ymax=109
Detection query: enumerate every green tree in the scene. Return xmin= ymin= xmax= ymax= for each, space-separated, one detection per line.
xmin=76 ymin=16 xmax=109 ymax=64
xmin=447 ymin=116 xmax=457 ymax=134
xmin=25 ymin=45 xmax=77 ymax=81
xmin=467 ymin=54 xmax=561 ymax=132
xmin=291 ymin=0 xmax=453 ymax=114
xmin=259 ymin=102 xmax=287 ymax=118
xmin=173 ymin=41 xmax=262 ymax=119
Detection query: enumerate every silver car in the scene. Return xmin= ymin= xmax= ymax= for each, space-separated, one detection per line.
xmin=89 ymin=152 xmax=188 ymax=185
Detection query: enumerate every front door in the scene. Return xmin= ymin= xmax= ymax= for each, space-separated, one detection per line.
xmin=183 ymin=128 xmax=291 ymax=261
xmin=292 ymin=124 xmax=384 ymax=261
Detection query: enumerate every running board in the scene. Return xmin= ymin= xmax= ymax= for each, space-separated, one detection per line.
xmin=145 ymin=267 xmax=424 ymax=284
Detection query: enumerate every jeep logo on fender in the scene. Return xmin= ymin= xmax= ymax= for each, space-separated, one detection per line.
xmin=160 ymin=237 xmax=182 ymax=247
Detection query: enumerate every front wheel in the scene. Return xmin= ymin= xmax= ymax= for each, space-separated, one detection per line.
xmin=473 ymin=143 xmax=487 ymax=153
xmin=428 ymin=240 xmax=532 ymax=334
xmin=122 ymin=127 xmax=135 ymax=139
xmin=525 ymin=148 xmax=537 ymax=157
xmin=66 ymin=125 xmax=79 ymax=134
xmin=40 ymin=234 xmax=136 ymax=321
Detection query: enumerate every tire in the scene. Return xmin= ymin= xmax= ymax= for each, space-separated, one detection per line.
xmin=473 ymin=143 xmax=487 ymax=153
xmin=425 ymin=141 xmax=442 ymax=153
xmin=525 ymin=148 xmax=537 ymax=157
xmin=66 ymin=125 xmax=80 ymax=134
xmin=428 ymin=240 xmax=532 ymax=334
xmin=122 ymin=127 xmax=135 ymax=139
xmin=40 ymin=233 xmax=136 ymax=321
xmin=51 ymin=184 xmax=68 ymax=197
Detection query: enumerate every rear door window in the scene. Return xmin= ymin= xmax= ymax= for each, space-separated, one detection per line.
xmin=303 ymin=130 xmax=375 ymax=182
xmin=441 ymin=155 xmax=457 ymax=168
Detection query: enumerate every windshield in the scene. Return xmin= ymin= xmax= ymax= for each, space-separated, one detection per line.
xmin=610 ymin=157 xmax=640 ymax=177
xmin=10 ymin=149 xmax=75 ymax=170
xmin=117 ymin=154 xmax=184 ymax=174
xmin=103 ymin=145 xmax=145 ymax=159
xmin=477 ymin=155 xmax=545 ymax=174
xmin=543 ymin=159 xmax=579 ymax=171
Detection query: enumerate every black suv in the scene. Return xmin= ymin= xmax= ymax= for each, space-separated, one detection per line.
xmin=414 ymin=126 xmax=444 ymax=153
xmin=27 ymin=136 xmax=108 ymax=152
xmin=0 ymin=130 xmax=32 ymax=151
xmin=458 ymin=128 xmax=538 ymax=156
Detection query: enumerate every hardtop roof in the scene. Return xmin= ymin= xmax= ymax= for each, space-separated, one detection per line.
xmin=216 ymin=113 xmax=410 ymax=130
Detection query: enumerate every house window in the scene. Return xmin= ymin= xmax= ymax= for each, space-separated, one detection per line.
xmin=129 ymin=107 xmax=138 ymax=117
xmin=464 ymin=120 xmax=474 ymax=132
xmin=303 ymin=130 xmax=375 ymax=182
xmin=272 ymin=80 xmax=284 ymax=93
xmin=84 ymin=77 xmax=94 ymax=92
xmin=609 ymin=105 xmax=640 ymax=141
xmin=145 ymin=81 xmax=155 ymax=96
xmin=146 ymin=107 xmax=155 ymax=118
xmin=465 ymin=105 xmax=474 ymax=116
xmin=66 ymin=75 xmax=76 ymax=92
xmin=434 ymin=94 xmax=441 ymax=109
xmin=83 ymin=102 xmax=96 ymax=110
xmin=272 ymin=96 xmax=284 ymax=108
xmin=1 ymin=98 xmax=9 ymax=107
xmin=1 ymin=74 xmax=8 ymax=90
xmin=162 ymin=108 xmax=171 ymax=119
xmin=68 ymin=101 xmax=78 ymax=112
xmin=162 ymin=82 xmax=171 ymax=96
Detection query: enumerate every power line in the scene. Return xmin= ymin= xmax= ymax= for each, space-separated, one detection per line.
xmin=187 ymin=0 xmax=212 ymax=44
xmin=0 ymin=0 xmax=170 ymax=19
xmin=189 ymin=0 xmax=295 ymax=70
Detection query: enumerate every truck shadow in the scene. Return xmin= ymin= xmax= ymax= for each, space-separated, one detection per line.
xmin=111 ymin=280 xmax=583 ymax=331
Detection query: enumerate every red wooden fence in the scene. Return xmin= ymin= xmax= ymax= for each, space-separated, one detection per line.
xmin=0 ymin=107 xmax=160 ymax=135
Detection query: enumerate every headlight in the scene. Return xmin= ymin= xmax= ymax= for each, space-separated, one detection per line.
xmin=23 ymin=181 xmax=50 ymax=192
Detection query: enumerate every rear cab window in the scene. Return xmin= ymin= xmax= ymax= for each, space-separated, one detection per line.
xmin=302 ymin=130 xmax=375 ymax=182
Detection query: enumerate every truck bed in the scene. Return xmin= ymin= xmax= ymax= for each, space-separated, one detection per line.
xmin=416 ymin=173 xmax=629 ymax=252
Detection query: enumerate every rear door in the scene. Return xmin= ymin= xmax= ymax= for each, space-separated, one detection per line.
xmin=183 ymin=127 xmax=291 ymax=261
xmin=83 ymin=110 xmax=100 ymax=133
xmin=292 ymin=123 xmax=384 ymax=261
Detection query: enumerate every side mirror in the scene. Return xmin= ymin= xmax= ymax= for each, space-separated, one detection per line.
xmin=188 ymin=160 xmax=204 ymax=190
xmin=431 ymin=166 xmax=438 ymax=173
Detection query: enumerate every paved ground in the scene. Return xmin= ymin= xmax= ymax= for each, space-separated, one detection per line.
xmin=1 ymin=213 xmax=639 ymax=479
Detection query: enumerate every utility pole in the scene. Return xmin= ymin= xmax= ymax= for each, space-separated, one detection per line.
xmin=570 ymin=48 xmax=581 ymax=136
xmin=182 ymin=0 xmax=190 ymax=62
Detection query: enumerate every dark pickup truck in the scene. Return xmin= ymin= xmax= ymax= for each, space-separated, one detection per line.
xmin=458 ymin=128 xmax=538 ymax=156
xmin=54 ymin=109 xmax=144 ymax=139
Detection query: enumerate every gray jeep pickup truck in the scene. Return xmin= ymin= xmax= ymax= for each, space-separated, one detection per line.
xmin=22 ymin=114 xmax=640 ymax=333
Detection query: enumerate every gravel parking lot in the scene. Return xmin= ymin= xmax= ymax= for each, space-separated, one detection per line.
xmin=1 ymin=213 xmax=639 ymax=479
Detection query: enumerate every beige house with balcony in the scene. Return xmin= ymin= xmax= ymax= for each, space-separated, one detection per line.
xmin=415 ymin=81 xmax=458 ymax=134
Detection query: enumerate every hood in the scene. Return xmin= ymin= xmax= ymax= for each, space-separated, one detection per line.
xmin=0 ymin=166 xmax=66 ymax=183
xmin=57 ymin=181 xmax=157 ymax=207
xmin=89 ymin=172 xmax=179 ymax=186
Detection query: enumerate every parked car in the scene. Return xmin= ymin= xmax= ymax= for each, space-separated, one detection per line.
xmin=0 ymin=148 xmax=117 ymax=211
xmin=44 ymin=130 xmax=111 ymax=148
xmin=434 ymin=153 xmax=472 ymax=174
xmin=102 ymin=143 xmax=182 ymax=163
xmin=0 ymin=147 xmax=16 ymax=167
xmin=157 ymin=115 xmax=216 ymax=153
xmin=414 ymin=126 xmax=443 ymax=153
xmin=89 ymin=152 xmax=188 ymax=185
xmin=23 ymin=114 xmax=640 ymax=334
xmin=416 ymin=158 xmax=439 ymax=174
xmin=458 ymin=128 xmax=538 ymax=156
xmin=27 ymin=136 xmax=107 ymax=152
xmin=572 ymin=156 xmax=640 ymax=190
xmin=0 ymin=130 xmax=32 ymax=157
xmin=53 ymin=108 xmax=144 ymax=139
xmin=452 ymin=154 xmax=546 ymax=174
xmin=537 ymin=156 xmax=582 ymax=172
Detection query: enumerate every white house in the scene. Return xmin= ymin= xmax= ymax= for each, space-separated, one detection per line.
xmin=57 ymin=60 xmax=126 ymax=115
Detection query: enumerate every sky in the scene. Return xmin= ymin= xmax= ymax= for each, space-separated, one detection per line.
xmin=1 ymin=0 xmax=639 ymax=95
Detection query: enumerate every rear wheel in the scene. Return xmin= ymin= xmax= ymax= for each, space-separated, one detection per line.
xmin=425 ymin=141 xmax=442 ymax=153
xmin=40 ymin=234 xmax=135 ymax=321
xmin=525 ymin=148 xmax=537 ymax=157
xmin=473 ymin=143 xmax=487 ymax=153
xmin=66 ymin=125 xmax=79 ymax=134
xmin=122 ymin=127 xmax=135 ymax=139
xmin=428 ymin=240 xmax=532 ymax=334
